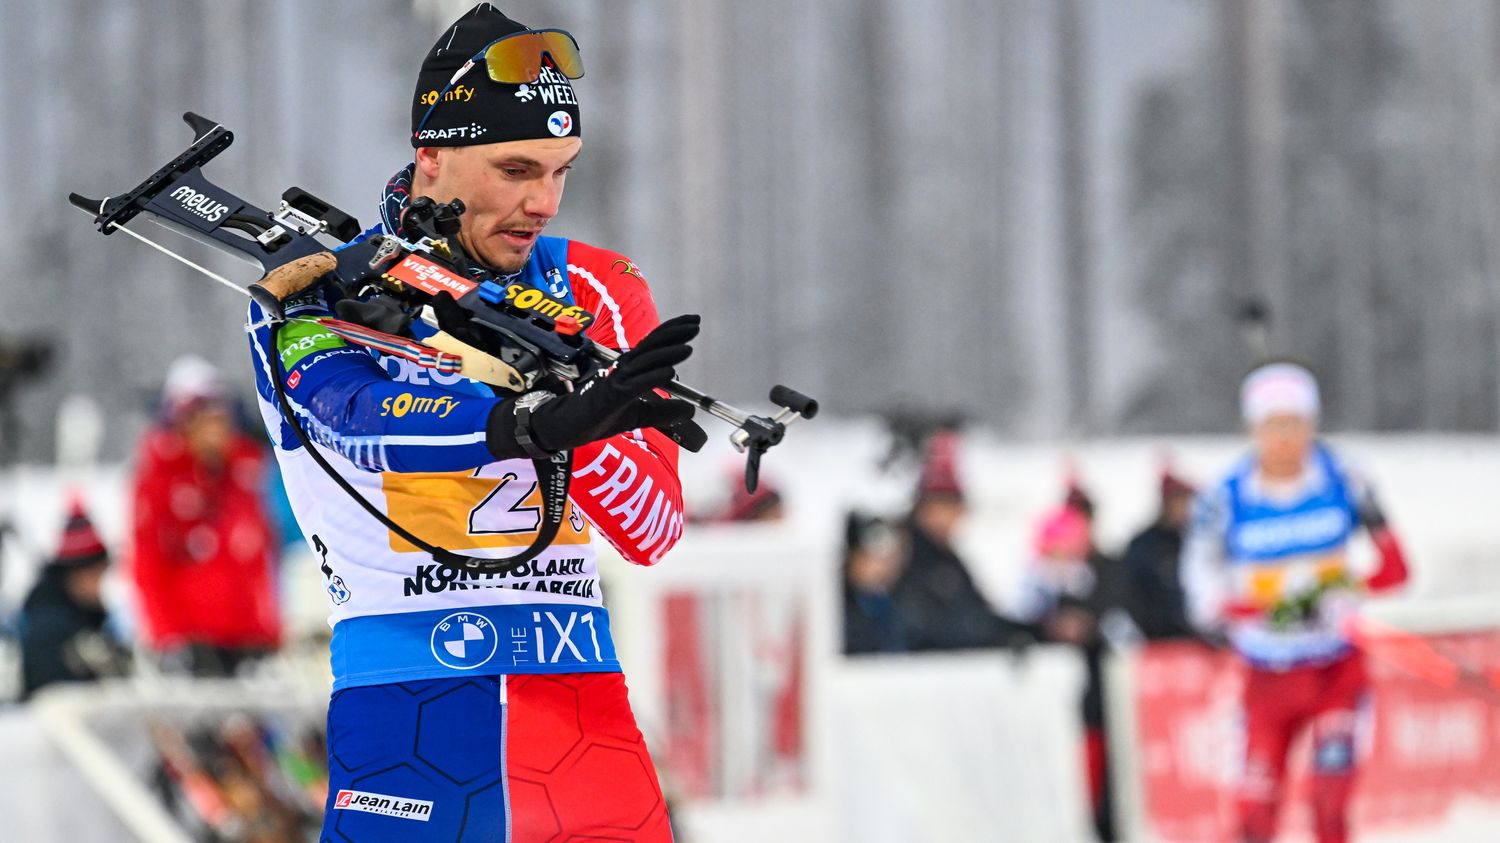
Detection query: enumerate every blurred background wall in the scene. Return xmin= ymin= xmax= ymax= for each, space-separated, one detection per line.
xmin=5 ymin=0 xmax=1500 ymax=461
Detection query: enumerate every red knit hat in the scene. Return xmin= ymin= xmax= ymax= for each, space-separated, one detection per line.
xmin=1160 ymin=469 xmax=1195 ymax=500
xmin=53 ymin=494 xmax=108 ymax=568
xmin=916 ymin=430 xmax=965 ymax=500
xmin=1156 ymin=450 xmax=1196 ymax=500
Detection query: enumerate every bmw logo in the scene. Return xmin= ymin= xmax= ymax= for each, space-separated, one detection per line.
xmin=430 ymin=612 xmax=498 ymax=670
xmin=547 ymin=111 xmax=573 ymax=137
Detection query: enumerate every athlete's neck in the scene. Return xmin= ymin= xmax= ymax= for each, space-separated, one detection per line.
xmin=1254 ymin=454 xmax=1314 ymax=501
xmin=1258 ymin=458 xmax=1304 ymax=482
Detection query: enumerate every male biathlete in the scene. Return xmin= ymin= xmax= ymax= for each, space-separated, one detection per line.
xmin=246 ymin=5 xmax=692 ymax=840
xmin=1182 ymin=361 xmax=1409 ymax=843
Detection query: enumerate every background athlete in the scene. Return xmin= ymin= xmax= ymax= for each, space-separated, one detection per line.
xmin=247 ymin=5 xmax=693 ymax=840
xmin=1182 ymin=361 xmax=1410 ymax=843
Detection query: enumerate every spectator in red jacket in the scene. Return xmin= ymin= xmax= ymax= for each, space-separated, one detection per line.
xmin=129 ymin=356 xmax=281 ymax=675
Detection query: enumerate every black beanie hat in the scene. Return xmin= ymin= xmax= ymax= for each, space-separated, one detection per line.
xmin=411 ymin=3 xmax=581 ymax=148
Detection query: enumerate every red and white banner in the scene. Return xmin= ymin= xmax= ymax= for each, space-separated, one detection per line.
xmin=662 ymin=589 xmax=807 ymax=800
xmin=1127 ymin=632 xmax=1500 ymax=842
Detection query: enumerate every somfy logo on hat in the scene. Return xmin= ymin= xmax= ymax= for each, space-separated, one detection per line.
xmin=547 ymin=111 xmax=573 ymax=137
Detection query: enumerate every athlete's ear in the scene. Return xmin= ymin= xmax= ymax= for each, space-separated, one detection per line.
xmin=414 ymin=146 xmax=444 ymax=182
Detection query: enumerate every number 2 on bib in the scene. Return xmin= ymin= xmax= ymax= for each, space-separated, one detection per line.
xmin=382 ymin=465 xmax=589 ymax=552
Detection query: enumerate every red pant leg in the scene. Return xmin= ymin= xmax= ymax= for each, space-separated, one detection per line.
xmin=1238 ymin=665 xmax=1307 ymax=843
xmin=1307 ymin=654 xmax=1368 ymax=843
xmin=1083 ymin=726 xmax=1106 ymax=816
xmin=506 ymin=672 xmax=672 ymax=842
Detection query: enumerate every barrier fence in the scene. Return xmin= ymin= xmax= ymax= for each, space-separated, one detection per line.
xmin=1109 ymin=602 xmax=1500 ymax=843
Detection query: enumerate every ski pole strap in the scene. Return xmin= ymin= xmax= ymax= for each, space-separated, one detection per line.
xmin=315 ymin=316 xmax=465 ymax=374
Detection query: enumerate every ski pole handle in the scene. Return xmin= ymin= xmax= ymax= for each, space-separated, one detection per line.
xmin=254 ymin=251 xmax=337 ymax=300
xmin=769 ymin=385 xmax=818 ymax=419
xmin=247 ymin=251 xmax=337 ymax=320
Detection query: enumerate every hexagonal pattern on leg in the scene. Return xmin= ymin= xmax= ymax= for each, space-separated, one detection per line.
xmin=505 ymin=672 xmax=671 ymax=840
xmin=327 ymin=684 xmax=421 ymax=774
xmin=576 ymin=674 xmax=649 ymax=746
xmin=563 ymin=744 xmax=661 ymax=832
xmin=507 ymin=674 xmax=586 ymax=774
xmin=414 ymin=680 xmax=504 ymax=785
xmin=507 ymin=777 xmax=563 ymax=841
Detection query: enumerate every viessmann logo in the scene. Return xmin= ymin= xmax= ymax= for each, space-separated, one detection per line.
xmin=169 ymin=185 xmax=230 ymax=223
xmin=386 ymin=254 xmax=478 ymax=298
xmin=333 ymin=789 xmax=433 ymax=822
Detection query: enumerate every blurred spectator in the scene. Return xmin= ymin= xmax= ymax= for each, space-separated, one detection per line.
xmin=18 ymin=495 xmax=130 ymax=700
xmin=841 ymin=513 xmax=910 ymax=654
xmin=689 ymin=466 xmax=786 ymax=524
xmin=1012 ymin=504 xmax=1095 ymax=639
xmin=1123 ymin=469 xmax=1198 ymax=640
xmin=1064 ymin=479 xmax=1095 ymax=521
xmin=721 ymin=476 xmax=786 ymax=523
xmin=129 ymin=356 xmax=281 ymax=676
xmin=263 ymin=461 xmax=304 ymax=554
xmin=150 ymin=716 xmax=318 ymax=841
xmin=1062 ymin=479 xmax=1139 ymax=647
xmin=1012 ymin=495 xmax=1127 ymax=842
xmin=892 ymin=431 xmax=1030 ymax=652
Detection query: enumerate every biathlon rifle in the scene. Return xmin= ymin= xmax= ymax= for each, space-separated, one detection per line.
xmin=69 ymin=112 xmax=817 ymax=572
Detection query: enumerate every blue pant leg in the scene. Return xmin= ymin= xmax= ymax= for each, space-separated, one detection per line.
xmin=321 ymin=677 xmax=506 ymax=843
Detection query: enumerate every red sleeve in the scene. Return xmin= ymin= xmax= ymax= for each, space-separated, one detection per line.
xmin=565 ymin=243 xmax=685 ymax=566
xmin=1350 ymin=474 xmax=1409 ymax=593
xmin=1364 ymin=526 xmax=1410 ymax=592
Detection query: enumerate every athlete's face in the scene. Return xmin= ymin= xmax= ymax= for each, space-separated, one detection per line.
xmin=1252 ymin=412 xmax=1315 ymax=478
xmin=413 ymin=137 xmax=582 ymax=274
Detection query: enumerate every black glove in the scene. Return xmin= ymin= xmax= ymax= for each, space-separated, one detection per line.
xmin=487 ymin=315 xmax=700 ymax=459
xmin=335 ymin=294 xmax=414 ymax=335
xmin=656 ymin=402 xmax=708 ymax=452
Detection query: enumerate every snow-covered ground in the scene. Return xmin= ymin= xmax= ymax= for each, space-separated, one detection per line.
xmin=4 ymin=421 xmax=1498 ymax=627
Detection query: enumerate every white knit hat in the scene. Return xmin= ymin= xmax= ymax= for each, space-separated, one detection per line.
xmin=161 ymin=355 xmax=226 ymax=418
xmin=1240 ymin=362 xmax=1320 ymax=425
